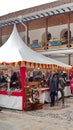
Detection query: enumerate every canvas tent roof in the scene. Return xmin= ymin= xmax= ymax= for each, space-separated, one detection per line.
xmin=0 ymin=24 xmax=71 ymax=69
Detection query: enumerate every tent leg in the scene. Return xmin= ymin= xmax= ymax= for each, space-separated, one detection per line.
xmin=20 ymin=66 xmax=26 ymax=111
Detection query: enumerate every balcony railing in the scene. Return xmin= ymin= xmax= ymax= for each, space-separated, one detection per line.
xmin=31 ymin=43 xmax=73 ymax=51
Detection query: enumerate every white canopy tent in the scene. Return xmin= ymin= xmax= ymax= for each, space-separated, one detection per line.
xmin=0 ymin=24 xmax=72 ymax=111
xmin=0 ymin=24 xmax=71 ymax=69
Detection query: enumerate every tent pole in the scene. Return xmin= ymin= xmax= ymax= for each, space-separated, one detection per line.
xmin=20 ymin=66 xmax=26 ymax=111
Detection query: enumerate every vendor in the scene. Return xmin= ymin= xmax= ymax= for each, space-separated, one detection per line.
xmin=10 ymin=72 xmax=18 ymax=88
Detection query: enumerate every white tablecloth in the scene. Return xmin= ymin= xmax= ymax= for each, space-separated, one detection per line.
xmin=64 ymin=86 xmax=71 ymax=96
xmin=39 ymin=86 xmax=71 ymax=104
xmin=58 ymin=86 xmax=71 ymax=98
xmin=0 ymin=94 xmax=22 ymax=110
xmin=39 ymin=88 xmax=50 ymax=103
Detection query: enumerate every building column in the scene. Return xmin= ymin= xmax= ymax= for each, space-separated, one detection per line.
xmin=68 ymin=14 xmax=70 ymax=48
xmin=68 ymin=14 xmax=71 ymax=65
xmin=26 ymin=23 xmax=30 ymax=45
xmin=68 ymin=54 xmax=71 ymax=65
xmin=25 ymin=23 xmax=28 ymax=44
xmin=45 ymin=18 xmax=48 ymax=49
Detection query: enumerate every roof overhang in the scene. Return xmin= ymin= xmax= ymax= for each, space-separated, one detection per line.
xmin=0 ymin=2 xmax=73 ymax=27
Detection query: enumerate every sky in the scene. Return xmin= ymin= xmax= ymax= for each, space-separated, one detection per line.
xmin=0 ymin=0 xmax=57 ymax=16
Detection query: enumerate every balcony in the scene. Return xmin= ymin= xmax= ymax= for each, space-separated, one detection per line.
xmin=31 ymin=41 xmax=73 ymax=52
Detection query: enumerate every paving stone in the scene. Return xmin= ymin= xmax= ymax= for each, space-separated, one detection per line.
xmin=0 ymin=97 xmax=73 ymax=130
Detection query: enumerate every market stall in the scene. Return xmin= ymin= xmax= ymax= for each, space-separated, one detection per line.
xmin=0 ymin=24 xmax=71 ymax=111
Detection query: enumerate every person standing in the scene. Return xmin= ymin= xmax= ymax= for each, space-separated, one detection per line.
xmin=58 ymin=75 xmax=66 ymax=106
xmin=49 ymin=73 xmax=58 ymax=107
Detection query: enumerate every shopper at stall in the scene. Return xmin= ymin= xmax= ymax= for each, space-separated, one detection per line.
xmin=48 ymin=73 xmax=58 ymax=107
xmin=11 ymin=72 xmax=18 ymax=82
xmin=10 ymin=72 xmax=18 ymax=88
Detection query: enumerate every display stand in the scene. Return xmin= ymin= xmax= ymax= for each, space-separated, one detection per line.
xmin=25 ymin=81 xmax=43 ymax=111
xmin=0 ymin=66 xmax=26 ymax=111
xmin=0 ymin=90 xmax=22 ymax=110
xmin=39 ymin=88 xmax=50 ymax=103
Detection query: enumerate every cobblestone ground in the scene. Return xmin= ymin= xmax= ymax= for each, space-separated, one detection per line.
xmin=0 ymin=97 xmax=73 ymax=130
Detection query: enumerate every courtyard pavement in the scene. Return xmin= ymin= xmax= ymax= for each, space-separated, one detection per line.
xmin=0 ymin=97 xmax=73 ymax=130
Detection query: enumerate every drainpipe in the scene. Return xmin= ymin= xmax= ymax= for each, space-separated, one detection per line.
xmin=19 ymin=20 xmax=28 ymax=44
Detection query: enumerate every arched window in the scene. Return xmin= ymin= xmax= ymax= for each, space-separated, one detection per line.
xmin=60 ymin=29 xmax=71 ymax=40
xmin=47 ymin=33 xmax=51 ymax=41
xmin=64 ymin=31 xmax=71 ymax=40
xmin=60 ymin=29 xmax=71 ymax=44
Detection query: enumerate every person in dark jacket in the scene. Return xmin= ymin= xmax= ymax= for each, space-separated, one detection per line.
xmin=11 ymin=72 xmax=18 ymax=82
xmin=10 ymin=72 xmax=18 ymax=88
xmin=49 ymin=73 xmax=58 ymax=107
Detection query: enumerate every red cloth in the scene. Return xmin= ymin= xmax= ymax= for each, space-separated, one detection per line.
xmin=20 ymin=67 xmax=26 ymax=110
xmin=20 ymin=67 xmax=26 ymax=89
xmin=70 ymin=79 xmax=73 ymax=90
xmin=41 ymin=88 xmax=50 ymax=93
xmin=70 ymin=71 xmax=73 ymax=79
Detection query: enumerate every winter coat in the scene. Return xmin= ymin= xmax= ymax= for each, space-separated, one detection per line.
xmin=49 ymin=76 xmax=58 ymax=92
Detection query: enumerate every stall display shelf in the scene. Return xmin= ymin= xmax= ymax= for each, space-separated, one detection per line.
xmin=25 ymin=81 xmax=43 ymax=111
